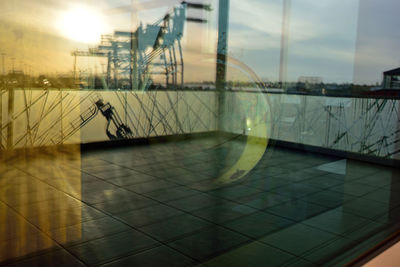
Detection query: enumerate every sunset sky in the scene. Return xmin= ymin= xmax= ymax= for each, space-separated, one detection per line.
xmin=0 ymin=0 xmax=399 ymax=84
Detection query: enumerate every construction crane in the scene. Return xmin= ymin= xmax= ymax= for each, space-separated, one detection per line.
xmin=72 ymin=1 xmax=211 ymax=90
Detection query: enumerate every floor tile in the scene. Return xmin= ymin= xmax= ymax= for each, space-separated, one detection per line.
xmin=345 ymin=161 xmax=382 ymax=177
xmin=0 ymin=232 xmax=57 ymax=263
xmin=352 ymin=173 xmax=393 ymax=187
xmin=13 ymin=197 xmax=84 ymax=218
xmin=383 ymin=181 xmax=400 ymax=192
xmin=259 ymin=223 xmax=338 ymax=256
xmin=143 ymin=186 xmax=200 ymax=202
xmin=236 ymin=191 xmax=291 ymax=210
xmin=299 ymin=176 xmax=344 ymax=189
xmin=26 ymin=205 xmax=107 ymax=233
xmin=116 ymin=203 xmax=184 ymax=228
xmin=207 ymin=185 xmax=262 ymax=201
xmin=0 ymin=189 xmax=69 ymax=208
xmin=185 ymin=179 xmax=223 ymax=192
xmin=205 ymin=241 xmax=295 ymax=267
xmin=315 ymin=160 xmax=347 ymax=175
xmin=166 ymin=172 xmax=212 ymax=186
xmin=167 ymin=193 xmax=228 ymax=212
xmin=168 ymin=226 xmax=249 ymax=261
xmin=329 ymin=182 xmax=377 ymax=197
xmin=4 ymin=248 xmax=86 ymax=267
xmin=270 ymin=183 xmax=321 ymax=199
xmin=107 ymin=173 xmax=158 ymax=186
xmin=93 ymin=197 xmax=158 ymax=215
xmin=264 ymin=200 xmax=328 ymax=222
xmin=192 ymin=202 xmax=257 ymax=224
xmin=302 ymin=237 xmax=355 ymax=264
xmin=242 ymin=176 xmax=292 ymax=191
xmin=0 ymin=210 xmax=43 ymax=242
xmin=345 ymin=221 xmax=388 ymax=241
xmin=139 ymin=214 xmax=212 ymax=242
xmin=280 ymin=257 xmax=318 ymax=267
xmin=341 ymin=198 xmax=390 ymax=219
xmin=302 ymin=208 xmax=371 ymax=235
xmin=358 ymin=188 xmax=398 ymax=204
xmin=251 ymin=166 xmax=289 ymax=177
xmin=68 ymin=229 xmax=158 ymax=265
xmin=382 ymin=205 xmax=400 ymax=223
xmin=79 ymin=188 xmax=144 ymax=205
xmin=45 ymin=216 xmax=130 ymax=246
xmin=277 ymin=169 xmax=323 ymax=182
xmin=101 ymin=246 xmax=195 ymax=267
xmin=300 ymin=190 xmax=354 ymax=208
xmin=86 ymin=168 xmax=140 ymax=180
xmin=223 ymin=211 xmax=294 ymax=239
xmin=127 ymin=179 xmax=179 ymax=194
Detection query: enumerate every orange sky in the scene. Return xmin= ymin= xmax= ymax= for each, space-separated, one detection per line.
xmin=0 ymin=0 xmax=221 ymax=83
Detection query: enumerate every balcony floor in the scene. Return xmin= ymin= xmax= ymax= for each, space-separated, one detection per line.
xmin=1 ymin=137 xmax=400 ymax=266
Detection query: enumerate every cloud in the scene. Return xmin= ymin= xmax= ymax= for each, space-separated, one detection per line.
xmin=353 ymin=0 xmax=400 ymax=84
xmin=227 ymin=0 xmax=360 ymax=82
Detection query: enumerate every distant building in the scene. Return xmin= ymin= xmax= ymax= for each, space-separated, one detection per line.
xmin=383 ymin=67 xmax=400 ymax=89
xmin=298 ymin=76 xmax=323 ymax=84
xmin=7 ymin=70 xmax=25 ymax=86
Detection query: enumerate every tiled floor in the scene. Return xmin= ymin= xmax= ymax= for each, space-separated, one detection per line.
xmin=1 ymin=137 xmax=400 ymax=266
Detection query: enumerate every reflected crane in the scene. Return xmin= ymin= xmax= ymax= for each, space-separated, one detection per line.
xmin=72 ymin=1 xmax=211 ymax=90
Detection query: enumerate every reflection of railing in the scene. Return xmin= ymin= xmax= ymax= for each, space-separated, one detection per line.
xmin=216 ymin=87 xmax=400 ymax=100
xmin=0 ymin=89 xmax=217 ymax=150
xmin=224 ymin=92 xmax=400 ymax=159
xmin=2 ymin=88 xmax=398 ymax=159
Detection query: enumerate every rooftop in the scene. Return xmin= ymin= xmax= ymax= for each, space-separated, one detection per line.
xmin=383 ymin=67 xmax=400 ymax=76
xmin=1 ymin=137 xmax=399 ymax=266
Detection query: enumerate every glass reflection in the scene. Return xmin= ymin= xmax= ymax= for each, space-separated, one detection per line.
xmin=0 ymin=0 xmax=400 ymax=266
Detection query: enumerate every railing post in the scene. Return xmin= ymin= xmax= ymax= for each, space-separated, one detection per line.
xmin=216 ymin=0 xmax=229 ymax=132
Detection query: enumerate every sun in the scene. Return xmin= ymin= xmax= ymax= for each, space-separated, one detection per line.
xmin=57 ymin=5 xmax=107 ymax=44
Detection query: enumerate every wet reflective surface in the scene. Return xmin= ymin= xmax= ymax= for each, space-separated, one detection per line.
xmin=1 ymin=137 xmax=399 ymax=266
